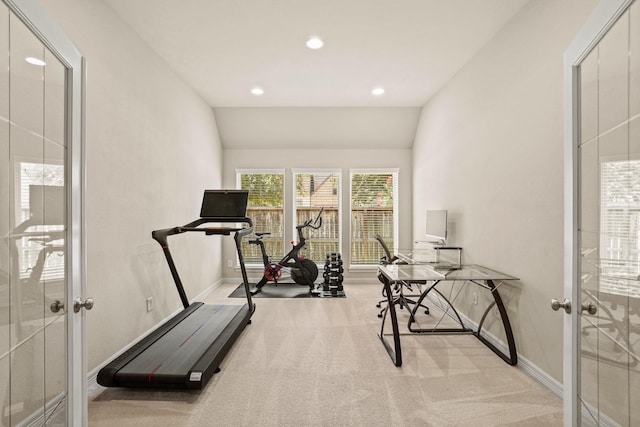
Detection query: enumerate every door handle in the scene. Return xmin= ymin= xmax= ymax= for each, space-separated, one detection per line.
xmin=581 ymin=302 xmax=597 ymax=315
xmin=74 ymin=297 xmax=94 ymax=313
xmin=551 ymin=298 xmax=571 ymax=314
xmin=50 ymin=300 xmax=65 ymax=313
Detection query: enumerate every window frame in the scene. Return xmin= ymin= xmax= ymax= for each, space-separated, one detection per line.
xmin=15 ymin=158 xmax=66 ymax=281
xmin=599 ymin=156 xmax=640 ymax=285
xmin=349 ymin=168 xmax=399 ymax=267
xmin=291 ymin=168 xmax=342 ymax=264
xmin=236 ymin=168 xmax=286 ymax=266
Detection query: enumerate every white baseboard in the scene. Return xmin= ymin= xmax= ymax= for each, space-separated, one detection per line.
xmin=193 ymin=277 xmax=225 ymax=300
xmin=419 ymin=298 xmax=619 ymax=425
xmin=423 ymin=294 xmax=564 ymax=399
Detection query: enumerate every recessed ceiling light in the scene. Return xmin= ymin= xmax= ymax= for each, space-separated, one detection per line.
xmin=25 ymin=57 xmax=46 ymax=66
xmin=306 ymin=37 xmax=324 ymax=49
xmin=251 ymin=87 xmax=264 ymax=96
xmin=371 ymin=87 xmax=385 ymax=96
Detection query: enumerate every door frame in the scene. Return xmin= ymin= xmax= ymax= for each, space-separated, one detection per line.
xmin=564 ymin=0 xmax=634 ymax=425
xmin=2 ymin=0 xmax=86 ymax=425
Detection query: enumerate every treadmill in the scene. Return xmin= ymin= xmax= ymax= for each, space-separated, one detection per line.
xmin=97 ymin=190 xmax=255 ymax=389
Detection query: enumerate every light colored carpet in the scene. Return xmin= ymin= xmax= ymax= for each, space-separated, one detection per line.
xmin=88 ymin=283 xmax=562 ymax=426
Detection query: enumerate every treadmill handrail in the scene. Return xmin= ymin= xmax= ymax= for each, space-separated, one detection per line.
xmin=151 ymin=217 xmax=254 ymax=309
xmin=152 ymin=217 xmax=253 ymax=247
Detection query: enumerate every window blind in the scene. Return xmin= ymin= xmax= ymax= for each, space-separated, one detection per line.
xmin=350 ymin=171 xmax=398 ymax=265
xmin=600 ymin=159 xmax=640 ymax=297
xmin=18 ymin=162 xmax=65 ymax=281
xmin=294 ymin=171 xmax=340 ymax=262
xmin=238 ymin=171 xmax=285 ymax=264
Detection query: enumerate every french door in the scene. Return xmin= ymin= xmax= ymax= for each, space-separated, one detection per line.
xmin=1 ymin=1 xmax=86 ymax=425
xmin=564 ymin=0 xmax=639 ymax=425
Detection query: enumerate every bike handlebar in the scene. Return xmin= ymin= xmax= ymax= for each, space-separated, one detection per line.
xmin=297 ymin=207 xmax=324 ymax=230
xmin=294 ymin=207 xmax=324 ymax=243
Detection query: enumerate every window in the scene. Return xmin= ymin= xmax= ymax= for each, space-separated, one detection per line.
xmin=600 ymin=159 xmax=640 ymax=294
xmin=238 ymin=168 xmax=400 ymax=267
xmin=17 ymin=162 xmax=65 ymax=281
xmin=293 ymin=169 xmax=341 ymax=263
xmin=350 ymin=170 xmax=398 ymax=265
xmin=237 ymin=170 xmax=285 ymax=264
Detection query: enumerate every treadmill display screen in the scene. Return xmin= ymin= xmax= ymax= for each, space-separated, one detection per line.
xmin=199 ymin=190 xmax=249 ymax=218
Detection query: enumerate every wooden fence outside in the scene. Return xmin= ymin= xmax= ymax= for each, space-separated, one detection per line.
xmin=242 ymin=207 xmax=393 ymax=265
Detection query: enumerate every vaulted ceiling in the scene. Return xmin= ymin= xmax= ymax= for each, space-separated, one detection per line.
xmin=103 ymin=0 xmax=530 ymax=148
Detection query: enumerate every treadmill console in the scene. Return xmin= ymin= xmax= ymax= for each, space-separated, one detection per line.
xmin=200 ymin=190 xmax=249 ymax=218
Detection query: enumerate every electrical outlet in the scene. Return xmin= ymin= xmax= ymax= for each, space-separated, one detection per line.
xmin=472 ymin=292 xmax=478 ymax=305
xmin=227 ymin=259 xmax=233 ymax=268
xmin=146 ymin=297 xmax=153 ymax=312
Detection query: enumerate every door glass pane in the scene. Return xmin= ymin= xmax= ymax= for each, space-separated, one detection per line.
xmin=8 ymin=330 xmax=45 ymax=425
xmin=580 ymin=43 xmax=598 ymax=144
xmin=44 ymin=49 xmax=65 ymax=147
xmin=630 ymin=2 xmax=640 ymax=118
xmin=43 ymin=139 xmax=66 ymax=425
xmin=578 ymin=134 xmax=600 ymax=424
xmin=4 ymin=10 xmax=68 ymax=426
xmin=597 ymin=124 xmax=632 ymax=426
xmin=0 ymin=2 xmax=9 ymax=425
xmin=9 ymin=13 xmax=44 ymax=135
xmin=0 ymin=3 xmax=7 ymax=122
xmin=579 ymin=7 xmax=640 ymax=426
xmin=628 ymin=115 xmax=640 ymax=426
xmin=598 ymin=11 xmax=629 ymax=132
xmin=7 ymin=23 xmax=46 ymax=419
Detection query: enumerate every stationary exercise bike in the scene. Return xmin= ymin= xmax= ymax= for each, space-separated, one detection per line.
xmin=250 ymin=208 xmax=323 ymax=294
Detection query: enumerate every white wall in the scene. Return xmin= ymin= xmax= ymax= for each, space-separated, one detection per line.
xmin=412 ymin=0 xmax=597 ymax=380
xmin=37 ymin=0 xmax=599 ymax=382
xmin=42 ymin=0 xmax=224 ymax=371
xmin=214 ymin=107 xmax=421 ymax=149
xmin=223 ymin=148 xmax=412 ymax=281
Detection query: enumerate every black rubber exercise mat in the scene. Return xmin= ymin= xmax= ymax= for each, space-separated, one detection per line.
xmin=229 ymin=283 xmax=345 ymax=298
xmin=229 ymin=283 xmax=318 ymax=298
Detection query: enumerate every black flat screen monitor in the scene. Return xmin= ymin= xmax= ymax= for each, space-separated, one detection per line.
xmin=425 ymin=209 xmax=447 ymax=244
xmin=199 ymin=190 xmax=249 ymax=218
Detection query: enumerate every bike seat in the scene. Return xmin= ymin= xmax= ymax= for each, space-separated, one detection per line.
xmin=255 ymin=232 xmax=271 ymax=237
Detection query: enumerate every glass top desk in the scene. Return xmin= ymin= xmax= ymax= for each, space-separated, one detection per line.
xmin=377 ymin=263 xmax=519 ymax=367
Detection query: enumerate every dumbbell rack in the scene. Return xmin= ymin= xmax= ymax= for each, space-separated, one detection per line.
xmin=322 ymin=252 xmax=345 ymax=297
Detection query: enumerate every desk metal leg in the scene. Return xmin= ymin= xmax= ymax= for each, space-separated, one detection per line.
xmin=408 ymin=281 xmax=471 ymax=333
xmin=475 ymin=280 xmax=517 ymax=365
xmin=406 ymin=279 xmax=518 ymax=366
xmin=378 ymin=275 xmax=402 ymax=367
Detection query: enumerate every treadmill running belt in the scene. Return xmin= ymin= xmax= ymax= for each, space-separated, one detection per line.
xmin=112 ymin=304 xmax=247 ymax=388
